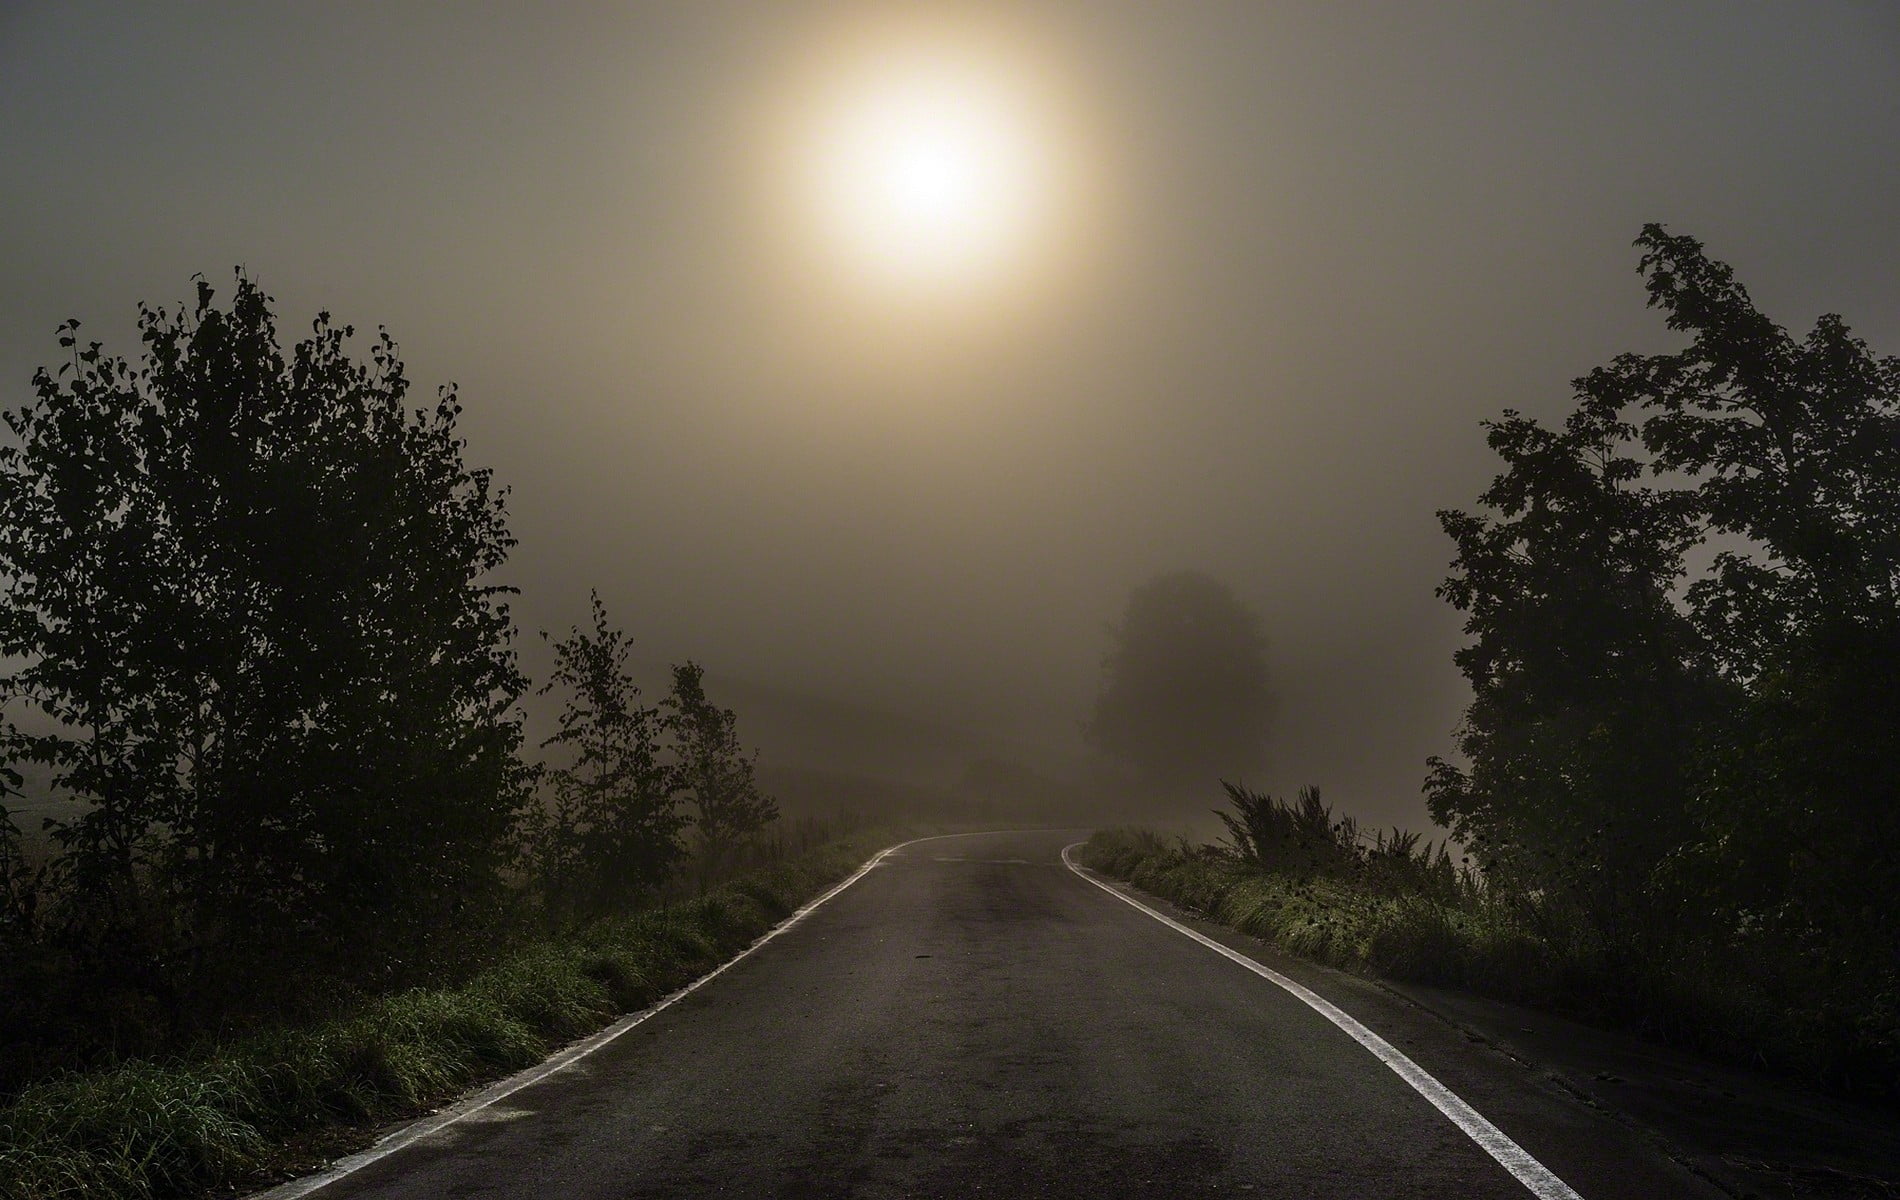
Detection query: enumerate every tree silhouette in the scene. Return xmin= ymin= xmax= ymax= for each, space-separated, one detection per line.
xmin=1086 ymin=570 xmax=1273 ymax=798
xmin=665 ymin=662 xmax=776 ymax=889
xmin=535 ymin=593 xmax=682 ymax=917
xmin=1621 ymin=225 xmax=1900 ymax=945
xmin=1433 ymin=225 xmax=1900 ymax=967
xmin=1427 ymin=398 xmax=1719 ymax=930
xmin=0 ymin=274 xmax=528 ymax=938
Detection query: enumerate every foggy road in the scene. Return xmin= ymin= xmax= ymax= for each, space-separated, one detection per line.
xmin=265 ymin=830 xmax=1720 ymax=1200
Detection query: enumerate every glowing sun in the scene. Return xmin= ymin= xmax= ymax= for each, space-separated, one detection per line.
xmin=803 ymin=47 xmax=1052 ymax=291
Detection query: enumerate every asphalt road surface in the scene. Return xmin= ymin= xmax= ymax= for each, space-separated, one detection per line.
xmin=273 ymin=830 xmax=1724 ymax=1199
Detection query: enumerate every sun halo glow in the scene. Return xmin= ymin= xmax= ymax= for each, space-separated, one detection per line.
xmin=804 ymin=50 xmax=1052 ymax=293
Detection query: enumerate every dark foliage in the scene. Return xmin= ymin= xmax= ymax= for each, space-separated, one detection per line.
xmin=1431 ymin=226 xmax=1900 ymax=1091
xmin=1216 ymin=782 xmax=1355 ymax=878
xmin=0 ymin=769 xmax=34 ymax=942
xmin=1426 ymin=393 xmax=1722 ymax=937
xmin=0 ymin=275 xmax=528 ymax=1075
xmin=666 ymin=661 xmax=777 ymax=890
xmin=531 ymin=592 xmax=684 ymax=918
xmin=0 ymin=276 xmax=528 ymax=934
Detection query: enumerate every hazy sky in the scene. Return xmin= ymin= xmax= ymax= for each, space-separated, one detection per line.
xmin=4 ymin=2 xmax=1897 ymax=828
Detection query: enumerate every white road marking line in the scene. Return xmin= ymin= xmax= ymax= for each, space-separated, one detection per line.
xmin=255 ymin=829 xmax=1039 ymax=1200
xmin=1060 ymin=843 xmax=1586 ymax=1200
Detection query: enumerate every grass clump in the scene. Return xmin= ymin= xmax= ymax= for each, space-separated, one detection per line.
xmin=0 ymin=1061 xmax=269 ymax=1199
xmin=0 ymin=828 xmax=901 ymax=1200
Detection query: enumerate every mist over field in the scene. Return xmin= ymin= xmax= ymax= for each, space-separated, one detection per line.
xmin=6 ymin=2 xmax=1896 ymax=835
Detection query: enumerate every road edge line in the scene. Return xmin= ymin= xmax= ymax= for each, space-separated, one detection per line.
xmin=255 ymin=830 xmax=1025 ymax=1199
xmin=1059 ymin=843 xmax=1585 ymax=1200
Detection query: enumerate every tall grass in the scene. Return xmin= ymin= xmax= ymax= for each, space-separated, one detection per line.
xmin=0 ymin=831 xmax=894 ymax=1200
xmin=1085 ymin=822 xmax=1544 ymax=994
xmin=1213 ymin=782 xmax=1472 ymax=904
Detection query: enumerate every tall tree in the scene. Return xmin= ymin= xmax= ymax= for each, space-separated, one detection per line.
xmin=1086 ymin=570 xmax=1274 ymax=798
xmin=1620 ymin=226 xmax=1900 ymax=940
xmin=0 ymin=275 xmax=528 ymax=936
xmin=1428 ymin=399 xmax=1717 ymax=931
xmin=1433 ymin=225 xmax=1900 ymax=965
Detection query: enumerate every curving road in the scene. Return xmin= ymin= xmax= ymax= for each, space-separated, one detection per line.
xmin=269 ymin=830 xmax=1722 ymax=1199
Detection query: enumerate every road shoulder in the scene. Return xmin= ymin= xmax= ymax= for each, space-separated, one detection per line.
xmin=1071 ymin=860 xmax=1900 ymax=1200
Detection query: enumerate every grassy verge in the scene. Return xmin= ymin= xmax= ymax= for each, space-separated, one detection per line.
xmin=0 ymin=829 xmax=910 ymax=1200
xmin=1078 ymin=828 xmax=1548 ymax=990
xmin=1077 ymin=826 xmax=1899 ymax=1101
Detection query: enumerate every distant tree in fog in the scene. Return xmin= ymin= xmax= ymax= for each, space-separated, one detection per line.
xmin=1086 ymin=570 xmax=1273 ymax=797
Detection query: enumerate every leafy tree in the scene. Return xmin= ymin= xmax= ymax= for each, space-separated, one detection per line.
xmin=1433 ymin=225 xmax=1900 ymax=969
xmin=1623 ymin=226 xmax=1900 ymax=676
xmin=665 ymin=662 xmax=776 ymax=889
xmin=1086 ymin=570 xmax=1274 ymax=799
xmin=1616 ymin=226 xmax=1900 ymax=944
xmin=0 ymin=315 xmax=174 ymax=916
xmin=535 ymin=593 xmax=682 ymax=916
xmin=1427 ymin=397 xmax=1720 ymax=931
xmin=0 ymin=275 xmax=528 ymax=939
